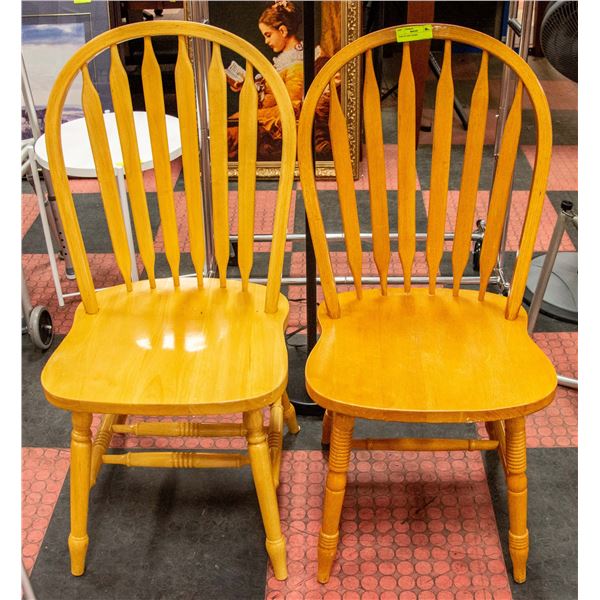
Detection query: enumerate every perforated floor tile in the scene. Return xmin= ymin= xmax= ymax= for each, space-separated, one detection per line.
xmin=532 ymin=332 xmax=578 ymax=380
xmin=476 ymin=331 xmax=578 ymax=448
xmin=22 ymin=447 xmax=71 ymax=575
xmin=265 ymin=450 xmax=512 ymax=599
xmin=521 ymin=145 xmax=577 ymax=191
xmin=153 ymin=189 xmax=295 ymax=256
xmin=424 ymin=190 xmax=576 ymax=252
xmin=476 ymin=384 xmax=577 ymax=450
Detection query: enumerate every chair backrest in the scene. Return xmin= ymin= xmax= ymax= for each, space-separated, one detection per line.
xmin=45 ymin=21 xmax=296 ymax=315
xmin=298 ymin=24 xmax=552 ymax=320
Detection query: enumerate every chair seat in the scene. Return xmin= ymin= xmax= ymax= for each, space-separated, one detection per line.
xmin=42 ymin=278 xmax=289 ymax=415
xmin=306 ymin=287 xmax=557 ymax=422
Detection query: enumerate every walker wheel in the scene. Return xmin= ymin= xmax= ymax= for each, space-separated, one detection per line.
xmin=28 ymin=305 xmax=54 ymax=350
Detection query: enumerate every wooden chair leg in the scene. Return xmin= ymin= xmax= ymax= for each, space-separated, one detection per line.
xmin=321 ymin=409 xmax=332 ymax=449
xmin=505 ymin=416 xmax=529 ymax=583
xmin=90 ymin=414 xmax=127 ymax=487
xmin=69 ymin=412 xmax=93 ymax=576
xmin=244 ymin=409 xmax=288 ymax=581
xmin=318 ymin=412 xmax=354 ymax=583
xmin=281 ymin=391 xmax=300 ymax=434
xmin=268 ymin=400 xmax=284 ymax=489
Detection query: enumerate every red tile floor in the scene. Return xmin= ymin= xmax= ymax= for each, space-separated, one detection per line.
xmin=267 ymin=451 xmax=513 ymax=600
xmin=21 ymin=51 xmax=578 ymax=599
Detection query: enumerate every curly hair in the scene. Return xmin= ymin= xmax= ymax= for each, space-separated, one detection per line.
xmin=259 ymin=1 xmax=302 ymax=38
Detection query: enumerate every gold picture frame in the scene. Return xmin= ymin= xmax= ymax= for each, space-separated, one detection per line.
xmin=184 ymin=0 xmax=361 ymax=179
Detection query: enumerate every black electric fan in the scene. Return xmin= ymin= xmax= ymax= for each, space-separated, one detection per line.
xmin=524 ymin=0 xmax=578 ymax=323
xmin=540 ymin=0 xmax=578 ymax=82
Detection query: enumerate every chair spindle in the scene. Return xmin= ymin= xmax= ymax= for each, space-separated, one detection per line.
xmin=363 ymin=49 xmax=390 ymax=296
xmin=142 ymin=36 xmax=180 ymax=287
xmin=110 ymin=45 xmax=156 ymax=288
xmin=478 ymin=80 xmax=523 ymax=300
xmin=397 ymin=42 xmax=417 ymax=292
xmin=208 ymin=42 xmax=230 ymax=288
xmin=452 ymin=51 xmax=489 ymax=295
xmin=237 ymin=61 xmax=258 ymax=291
xmin=175 ymin=35 xmax=205 ymax=289
xmin=427 ymin=40 xmax=454 ymax=294
xmin=81 ymin=65 xmax=133 ymax=292
xmin=329 ymin=78 xmax=363 ymax=298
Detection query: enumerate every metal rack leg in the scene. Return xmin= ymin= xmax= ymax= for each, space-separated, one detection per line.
xmin=116 ymin=167 xmax=139 ymax=282
xmin=25 ymin=147 xmax=64 ymax=306
xmin=22 ymin=561 xmax=37 ymax=600
xmin=557 ymin=376 xmax=577 ymax=389
xmin=527 ymin=201 xmax=578 ymax=390
xmin=495 ymin=1 xmax=535 ymax=290
xmin=527 ymin=202 xmax=576 ymax=334
xmin=41 ymin=167 xmax=76 ymax=280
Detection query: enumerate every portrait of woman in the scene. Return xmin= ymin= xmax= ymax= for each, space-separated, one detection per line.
xmin=205 ymin=0 xmax=360 ymax=176
xmin=226 ymin=1 xmax=305 ymax=161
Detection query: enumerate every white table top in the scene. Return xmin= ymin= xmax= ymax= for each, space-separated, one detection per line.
xmin=34 ymin=111 xmax=182 ymax=178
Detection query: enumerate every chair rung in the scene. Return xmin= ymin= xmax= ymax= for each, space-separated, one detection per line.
xmin=352 ymin=437 xmax=499 ymax=452
xmin=112 ymin=422 xmax=248 ymax=437
xmin=102 ymin=451 xmax=250 ymax=468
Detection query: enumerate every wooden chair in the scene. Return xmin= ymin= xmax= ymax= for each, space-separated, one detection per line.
xmin=298 ymin=24 xmax=556 ymax=584
xmin=41 ymin=21 xmax=299 ymax=580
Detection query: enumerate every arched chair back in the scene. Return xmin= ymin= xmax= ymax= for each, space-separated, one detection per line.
xmin=298 ymin=24 xmax=552 ymax=320
xmin=45 ymin=21 xmax=296 ymax=315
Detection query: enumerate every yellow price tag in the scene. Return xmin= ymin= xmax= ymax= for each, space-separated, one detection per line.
xmin=395 ymin=25 xmax=433 ymax=43
xmin=74 ymin=0 xmax=92 ymax=4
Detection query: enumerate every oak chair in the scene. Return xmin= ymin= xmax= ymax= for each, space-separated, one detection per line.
xmin=40 ymin=21 xmax=299 ymax=580
xmin=298 ymin=24 xmax=556 ymax=584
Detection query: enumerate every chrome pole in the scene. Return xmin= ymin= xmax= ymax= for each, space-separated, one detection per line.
xmin=227 ymin=231 xmax=484 ymax=243
xmin=527 ymin=203 xmax=573 ymax=336
xmin=526 ymin=200 xmax=578 ymax=390
xmin=187 ymin=1 xmax=216 ymax=277
xmin=22 ymin=53 xmax=74 ymax=277
xmin=557 ymin=375 xmax=578 ymax=389
xmin=22 ymin=562 xmax=37 ymax=600
xmin=496 ymin=0 xmax=535 ymax=278
xmin=21 ymin=55 xmax=41 ymax=141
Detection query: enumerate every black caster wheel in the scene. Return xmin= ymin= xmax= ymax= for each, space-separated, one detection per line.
xmin=28 ymin=305 xmax=54 ymax=350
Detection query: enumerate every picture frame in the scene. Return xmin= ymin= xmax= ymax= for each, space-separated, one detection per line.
xmin=184 ymin=0 xmax=361 ymax=179
xmin=21 ymin=1 xmax=112 ymax=140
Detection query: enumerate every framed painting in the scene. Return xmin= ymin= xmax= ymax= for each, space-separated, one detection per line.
xmin=21 ymin=1 xmax=112 ymax=141
xmin=185 ymin=0 xmax=361 ymax=179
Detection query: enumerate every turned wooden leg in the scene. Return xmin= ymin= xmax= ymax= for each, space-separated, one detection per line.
xmin=244 ymin=409 xmax=287 ymax=581
xmin=321 ymin=409 xmax=332 ymax=449
xmin=318 ymin=412 xmax=354 ymax=583
xmin=281 ymin=391 xmax=300 ymax=434
xmin=69 ymin=412 xmax=93 ymax=576
xmin=90 ymin=414 xmax=127 ymax=487
xmin=505 ymin=416 xmax=529 ymax=583
xmin=268 ymin=400 xmax=284 ymax=489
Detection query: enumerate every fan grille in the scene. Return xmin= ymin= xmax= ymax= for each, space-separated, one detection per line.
xmin=540 ymin=1 xmax=578 ymax=82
